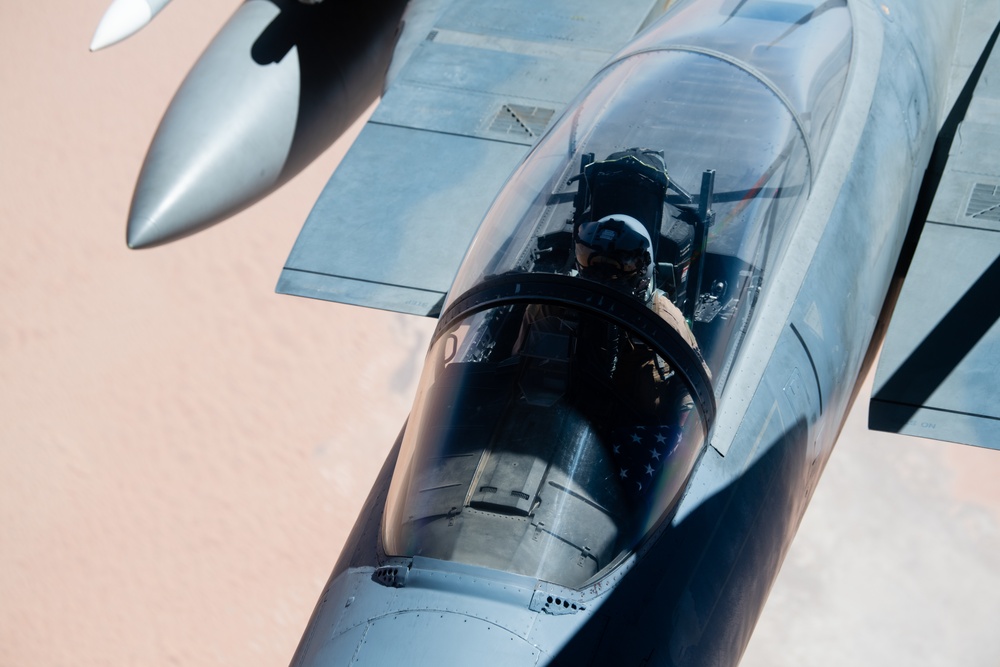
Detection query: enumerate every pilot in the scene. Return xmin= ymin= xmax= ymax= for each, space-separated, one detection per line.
xmin=574 ymin=214 xmax=702 ymax=359
xmin=574 ymin=214 xmax=654 ymax=298
xmin=513 ymin=214 xmax=708 ymax=411
xmin=574 ymin=215 xmax=707 ymax=464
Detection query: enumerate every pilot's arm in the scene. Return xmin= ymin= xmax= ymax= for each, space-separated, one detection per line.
xmin=650 ymin=291 xmax=710 ymax=379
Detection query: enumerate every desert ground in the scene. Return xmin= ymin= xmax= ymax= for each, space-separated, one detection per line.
xmin=2 ymin=2 xmax=999 ymax=666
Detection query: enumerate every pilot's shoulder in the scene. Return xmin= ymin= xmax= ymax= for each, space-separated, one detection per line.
xmin=651 ymin=292 xmax=689 ymax=335
xmin=650 ymin=292 xmax=711 ymax=376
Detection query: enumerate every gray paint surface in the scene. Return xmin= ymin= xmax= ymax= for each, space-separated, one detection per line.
xmin=128 ymin=0 xmax=299 ymax=247
xmin=871 ymin=29 xmax=1000 ymax=449
xmin=277 ymin=125 xmax=526 ymax=315
xmin=278 ymin=0 xmax=660 ymax=316
xmin=126 ymin=0 xmax=409 ymax=248
xmin=287 ymin=1 xmax=997 ymax=665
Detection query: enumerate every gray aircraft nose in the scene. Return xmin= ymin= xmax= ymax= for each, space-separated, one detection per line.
xmin=125 ymin=0 xmax=407 ymax=248
xmin=311 ymin=610 xmax=541 ymax=666
xmin=126 ymin=0 xmax=300 ymax=248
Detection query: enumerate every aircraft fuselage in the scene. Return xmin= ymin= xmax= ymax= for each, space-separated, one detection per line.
xmin=290 ymin=1 xmax=961 ymax=664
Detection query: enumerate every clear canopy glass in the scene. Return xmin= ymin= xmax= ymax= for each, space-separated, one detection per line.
xmin=383 ymin=303 xmax=707 ymax=589
xmin=448 ymin=0 xmax=852 ymax=389
xmin=382 ymin=0 xmax=852 ymax=588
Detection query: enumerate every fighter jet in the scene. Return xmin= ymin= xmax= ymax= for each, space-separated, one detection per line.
xmin=94 ymin=0 xmax=1000 ymax=663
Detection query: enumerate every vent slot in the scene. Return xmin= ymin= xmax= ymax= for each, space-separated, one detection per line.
xmin=489 ymin=104 xmax=555 ymax=138
xmin=373 ymin=565 xmax=409 ymax=588
xmin=966 ymin=183 xmax=1000 ymax=222
xmin=529 ymin=589 xmax=586 ymax=615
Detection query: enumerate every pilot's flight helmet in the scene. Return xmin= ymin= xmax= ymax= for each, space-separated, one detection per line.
xmin=575 ymin=214 xmax=653 ymax=299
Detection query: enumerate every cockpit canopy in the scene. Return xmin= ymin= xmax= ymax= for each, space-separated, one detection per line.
xmin=383 ymin=302 xmax=707 ymax=589
xmin=383 ymin=0 xmax=853 ymax=588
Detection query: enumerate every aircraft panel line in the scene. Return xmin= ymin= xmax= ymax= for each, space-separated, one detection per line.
xmin=924 ymin=219 xmax=1000 ymax=233
xmin=789 ymin=322 xmax=825 ymax=414
xmin=869 ymin=398 xmax=1000 ymax=423
xmin=279 ymin=267 xmax=448 ymax=297
xmin=366 ymin=119 xmax=537 ymax=147
xmin=428 ymin=28 xmax=616 ymax=63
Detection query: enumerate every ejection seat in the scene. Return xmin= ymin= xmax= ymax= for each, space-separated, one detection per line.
xmin=573 ymin=148 xmax=693 ymax=307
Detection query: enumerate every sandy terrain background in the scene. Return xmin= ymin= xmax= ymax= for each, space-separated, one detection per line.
xmin=1 ymin=2 xmax=998 ymax=666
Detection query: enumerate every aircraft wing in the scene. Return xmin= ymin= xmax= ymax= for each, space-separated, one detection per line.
xmin=869 ymin=16 xmax=1000 ymax=450
xmin=276 ymin=0 xmax=662 ymax=317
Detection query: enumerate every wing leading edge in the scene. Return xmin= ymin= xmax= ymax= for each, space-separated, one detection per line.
xmin=277 ymin=0 xmax=663 ymax=316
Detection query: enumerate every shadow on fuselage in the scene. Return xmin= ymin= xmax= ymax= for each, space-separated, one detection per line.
xmin=550 ymin=416 xmax=810 ymax=667
xmin=306 ymin=414 xmax=811 ymax=667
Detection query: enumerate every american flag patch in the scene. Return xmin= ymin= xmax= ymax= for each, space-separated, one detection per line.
xmin=610 ymin=424 xmax=680 ymax=497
